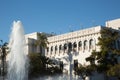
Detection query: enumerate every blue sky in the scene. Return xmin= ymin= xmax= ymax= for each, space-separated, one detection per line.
xmin=0 ymin=0 xmax=120 ymax=42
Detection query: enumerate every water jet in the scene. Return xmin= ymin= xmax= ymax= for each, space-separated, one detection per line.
xmin=8 ymin=21 xmax=28 ymax=80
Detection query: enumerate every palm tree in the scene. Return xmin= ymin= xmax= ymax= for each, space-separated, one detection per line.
xmin=35 ymin=33 xmax=48 ymax=54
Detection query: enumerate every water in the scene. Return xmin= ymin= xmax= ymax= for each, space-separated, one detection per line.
xmin=6 ymin=21 xmax=81 ymax=80
xmin=30 ymin=74 xmax=81 ymax=80
xmin=8 ymin=21 xmax=28 ymax=80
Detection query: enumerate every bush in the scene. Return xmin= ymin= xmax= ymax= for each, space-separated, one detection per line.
xmin=28 ymin=53 xmax=62 ymax=78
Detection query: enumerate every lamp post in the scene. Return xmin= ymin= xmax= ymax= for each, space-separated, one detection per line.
xmin=0 ymin=40 xmax=8 ymax=80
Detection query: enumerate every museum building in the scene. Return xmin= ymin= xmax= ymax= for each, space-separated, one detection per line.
xmin=25 ymin=18 xmax=120 ymax=74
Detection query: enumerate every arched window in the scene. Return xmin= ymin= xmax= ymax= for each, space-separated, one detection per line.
xmin=78 ymin=41 xmax=82 ymax=51
xmin=89 ymin=39 xmax=94 ymax=50
xmin=51 ymin=46 xmax=53 ymax=54
xmin=73 ymin=42 xmax=77 ymax=48
xmin=64 ymin=43 xmax=67 ymax=53
xmin=68 ymin=42 xmax=72 ymax=52
xmin=73 ymin=42 xmax=77 ymax=52
xmin=55 ymin=45 xmax=57 ymax=54
xmin=59 ymin=45 xmax=62 ymax=53
xmin=47 ymin=47 xmax=49 ymax=52
xmin=84 ymin=40 xmax=88 ymax=50
xmin=64 ymin=43 xmax=67 ymax=50
xmin=51 ymin=46 xmax=53 ymax=51
xmin=46 ymin=47 xmax=49 ymax=55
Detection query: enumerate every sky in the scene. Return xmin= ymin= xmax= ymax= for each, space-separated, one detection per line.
xmin=0 ymin=0 xmax=120 ymax=42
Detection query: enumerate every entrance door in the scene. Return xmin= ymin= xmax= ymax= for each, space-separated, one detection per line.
xmin=74 ymin=60 xmax=78 ymax=72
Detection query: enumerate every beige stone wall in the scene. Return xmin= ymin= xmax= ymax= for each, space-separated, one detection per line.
xmin=48 ymin=26 xmax=101 ymax=43
xmin=25 ymin=32 xmax=38 ymax=54
xmin=46 ymin=26 xmax=102 ymax=65
xmin=106 ymin=18 xmax=120 ymax=30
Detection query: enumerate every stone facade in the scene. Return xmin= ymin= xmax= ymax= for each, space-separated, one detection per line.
xmin=46 ymin=18 xmax=120 ymax=64
xmin=25 ymin=32 xmax=38 ymax=54
xmin=25 ymin=18 xmax=120 ymax=79
xmin=25 ymin=32 xmax=52 ymax=54
xmin=46 ymin=26 xmax=102 ymax=65
xmin=106 ymin=18 xmax=120 ymax=30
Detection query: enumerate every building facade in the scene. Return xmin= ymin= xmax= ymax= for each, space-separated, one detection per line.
xmin=25 ymin=18 xmax=120 ymax=78
xmin=25 ymin=32 xmax=53 ymax=55
xmin=25 ymin=32 xmax=38 ymax=54
xmin=46 ymin=19 xmax=120 ymax=62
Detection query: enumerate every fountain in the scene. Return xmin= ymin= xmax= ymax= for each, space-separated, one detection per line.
xmin=7 ymin=21 xmax=28 ymax=80
xmin=6 ymin=21 xmax=78 ymax=80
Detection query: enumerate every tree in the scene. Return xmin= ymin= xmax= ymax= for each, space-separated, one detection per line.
xmin=28 ymin=53 xmax=62 ymax=78
xmin=28 ymin=53 xmax=43 ymax=77
xmin=107 ymin=64 xmax=120 ymax=79
xmin=86 ymin=28 xmax=120 ymax=79
xmin=0 ymin=40 xmax=8 ymax=80
xmin=75 ymin=65 xmax=93 ymax=80
xmin=35 ymin=33 xmax=48 ymax=54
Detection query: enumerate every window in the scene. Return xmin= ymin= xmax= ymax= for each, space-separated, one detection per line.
xmin=59 ymin=45 xmax=62 ymax=53
xmin=73 ymin=42 xmax=77 ymax=52
xmin=47 ymin=47 xmax=49 ymax=52
xmin=73 ymin=42 xmax=77 ymax=48
xmin=64 ymin=43 xmax=67 ymax=52
xmin=64 ymin=43 xmax=67 ymax=50
xmin=68 ymin=42 xmax=72 ymax=52
xmin=55 ymin=45 xmax=57 ymax=54
xmin=74 ymin=60 xmax=78 ymax=72
xmin=84 ymin=40 xmax=88 ymax=50
xmin=51 ymin=46 xmax=53 ymax=54
xmin=89 ymin=39 xmax=94 ymax=50
xmin=78 ymin=41 xmax=82 ymax=51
